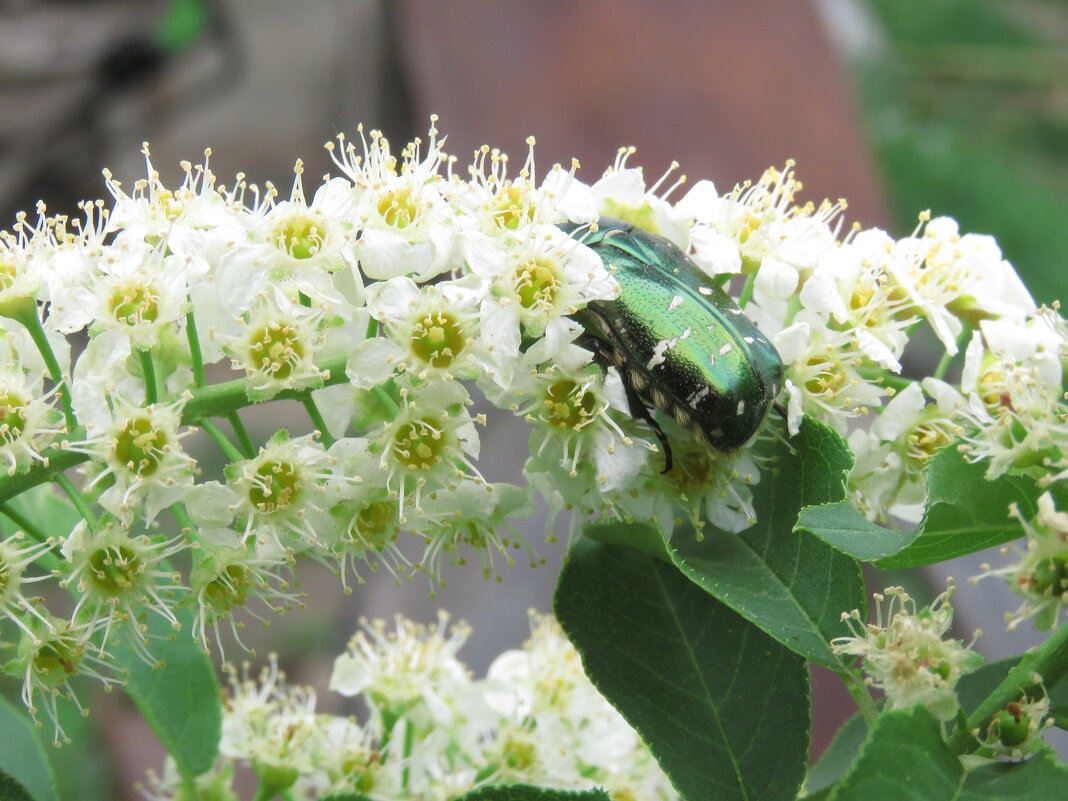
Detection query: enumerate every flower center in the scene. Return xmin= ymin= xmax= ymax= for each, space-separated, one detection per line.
xmin=906 ymin=420 xmax=955 ymax=465
xmin=0 ymin=254 xmax=18 ymax=292
xmin=203 ymin=563 xmax=252 ymax=612
xmin=515 ymin=259 xmax=559 ymax=310
xmin=491 ymin=185 xmax=534 ymax=231
xmin=274 ymin=213 xmax=325 ymax=260
xmin=542 ymin=380 xmax=597 ymax=430
xmin=248 ymin=322 xmax=304 ymax=380
xmin=803 ymin=354 xmax=847 ymax=397
xmin=377 ymin=187 xmax=420 ymax=229
xmin=109 ymin=281 xmax=160 ymax=326
xmin=410 ymin=311 xmax=465 ymax=368
xmin=349 ymin=500 xmax=399 ymax=550
xmin=113 ymin=416 xmax=167 ymax=477
xmin=249 ymin=460 xmax=299 ymax=514
xmin=88 ymin=544 xmax=143 ymax=595
xmin=392 ymin=418 xmax=448 ymax=470
xmin=33 ymin=640 xmax=81 ymax=685
xmin=0 ymin=390 xmax=30 ymax=445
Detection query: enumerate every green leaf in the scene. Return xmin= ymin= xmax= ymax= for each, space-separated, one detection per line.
xmin=583 ymin=519 xmax=671 ymax=562
xmin=318 ymin=794 xmax=376 ymax=801
xmin=795 ymin=501 xmax=918 ymax=562
xmin=875 ymin=449 xmax=1046 ymax=569
xmin=797 ymin=446 xmax=1051 ymax=568
xmin=116 ymin=607 xmax=221 ymax=778
xmin=0 ymin=696 xmax=57 ymax=801
xmin=554 ymin=538 xmax=809 ymax=801
xmin=957 ymin=754 xmax=1068 ymax=799
xmin=0 ymin=482 xmax=81 ymax=539
xmin=804 ymin=714 xmax=866 ymax=796
xmin=0 ymin=769 xmax=36 ymax=801
xmin=454 ymin=786 xmax=611 ymax=800
xmin=669 ymin=417 xmax=864 ymax=669
xmin=827 ymin=706 xmax=962 ymax=801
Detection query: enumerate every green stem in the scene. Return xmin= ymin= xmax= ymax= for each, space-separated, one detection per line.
xmin=0 ymin=502 xmax=62 ymax=571
xmin=401 ymin=717 xmax=414 ymax=791
xmin=302 ymin=397 xmax=334 ymax=447
xmin=0 ymin=353 xmax=350 ymax=504
xmin=139 ymin=349 xmax=159 ymax=405
xmin=53 ymin=473 xmax=97 ymax=529
xmin=736 ymin=272 xmax=757 ymax=309
xmin=169 ymin=502 xmax=199 ymax=541
xmin=227 ymin=411 xmax=256 ymax=457
xmin=17 ymin=306 xmax=77 ymax=430
xmin=251 ymin=784 xmax=274 ymax=801
xmin=372 ymin=386 xmax=400 ymax=417
xmin=950 ymin=621 xmax=1068 ymax=754
xmin=932 ymin=325 xmax=973 ymax=382
xmin=856 ymin=368 xmax=912 ymax=391
xmin=198 ymin=418 xmax=246 ymax=463
xmin=0 ymin=501 xmax=51 ymax=545
xmin=185 ymin=309 xmax=207 ymax=387
xmin=838 ymin=669 xmax=879 ymax=727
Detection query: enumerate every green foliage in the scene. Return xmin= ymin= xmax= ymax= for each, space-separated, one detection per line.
xmin=455 ymin=787 xmax=611 ymax=801
xmin=670 ymin=418 xmax=864 ymax=669
xmin=822 ymin=706 xmax=962 ymax=801
xmin=555 ymin=538 xmax=809 ymax=801
xmin=116 ymin=608 xmax=222 ymax=778
xmin=804 ymin=715 xmax=866 ymax=796
xmin=0 ymin=695 xmax=56 ymax=801
xmin=857 ymin=0 xmax=1068 ymax=303
xmin=0 ymin=769 xmax=36 ymax=801
xmin=797 ymin=443 xmax=1058 ymax=568
xmin=957 ymin=754 xmax=1068 ymax=799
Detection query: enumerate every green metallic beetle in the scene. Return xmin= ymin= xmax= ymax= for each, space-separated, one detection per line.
xmin=561 ymin=218 xmax=785 ymax=471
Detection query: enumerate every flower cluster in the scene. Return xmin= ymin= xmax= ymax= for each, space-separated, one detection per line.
xmin=141 ymin=611 xmax=677 ymax=801
xmin=832 ymin=583 xmax=984 ymax=722
xmin=0 ymin=121 xmax=1063 ymax=732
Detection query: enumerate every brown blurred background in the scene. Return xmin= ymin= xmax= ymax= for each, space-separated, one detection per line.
xmin=2 ymin=0 xmax=1067 ymax=796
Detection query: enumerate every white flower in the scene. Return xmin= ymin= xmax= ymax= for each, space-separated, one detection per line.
xmin=463 ymin=222 xmax=618 ymax=347
xmin=329 ymin=611 xmax=474 ymax=731
xmin=832 ymin=582 xmax=983 ymax=721
xmin=328 ymin=120 xmax=457 ymax=282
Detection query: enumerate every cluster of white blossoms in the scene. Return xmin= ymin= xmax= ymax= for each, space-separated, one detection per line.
xmin=0 ymin=120 xmax=1064 ymax=732
xmin=832 ymin=582 xmax=984 ymax=722
xmin=141 ymin=612 xmax=677 ymax=801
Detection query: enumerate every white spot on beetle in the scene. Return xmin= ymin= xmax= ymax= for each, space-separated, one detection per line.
xmin=667 ymin=295 xmax=684 ymax=311
xmin=719 ymin=343 xmax=733 ymax=356
xmin=708 ymin=353 xmax=716 ymax=368
xmin=736 ymin=400 xmax=745 ymax=416
xmin=646 ymin=339 xmax=673 ymax=370
xmin=743 ymin=336 xmax=755 ymax=344
xmin=698 ymin=286 xmax=713 ymax=296
xmin=680 ymin=327 xmax=692 ymax=340
xmin=688 ymin=386 xmax=711 ymax=406
xmin=730 ymin=308 xmax=743 ymax=315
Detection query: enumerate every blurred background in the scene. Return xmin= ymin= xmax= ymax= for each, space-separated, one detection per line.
xmin=1 ymin=0 xmax=1066 ymax=796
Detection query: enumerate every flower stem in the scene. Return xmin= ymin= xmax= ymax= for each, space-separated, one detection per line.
xmin=837 ymin=668 xmax=879 ymax=727
xmin=53 ymin=473 xmax=97 ymax=529
xmin=0 ymin=502 xmax=62 ymax=571
xmin=736 ymin=272 xmax=757 ymax=309
xmin=932 ymin=325 xmax=972 ymax=382
xmin=17 ymin=306 xmax=77 ymax=430
xmin=198 ymin=418 xmax=246 ymax=463
xmin=302 ymin=397 xmax=334 ymax=447
xmin=139 ymin=350 xmax=158 ymax=404
xmin=0 ymin=353 xmax=351 ymax=504
xmin=227 ymin=411 xmax=256 ymax=457
xmin=185 ymin=310 xmax=207 ymax=387
xmin=950 ymin=621 xmax=1068 ymax=754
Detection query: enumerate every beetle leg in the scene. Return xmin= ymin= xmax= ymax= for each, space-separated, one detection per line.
xmin=619 ymin=371 xmax=673 ymax=474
